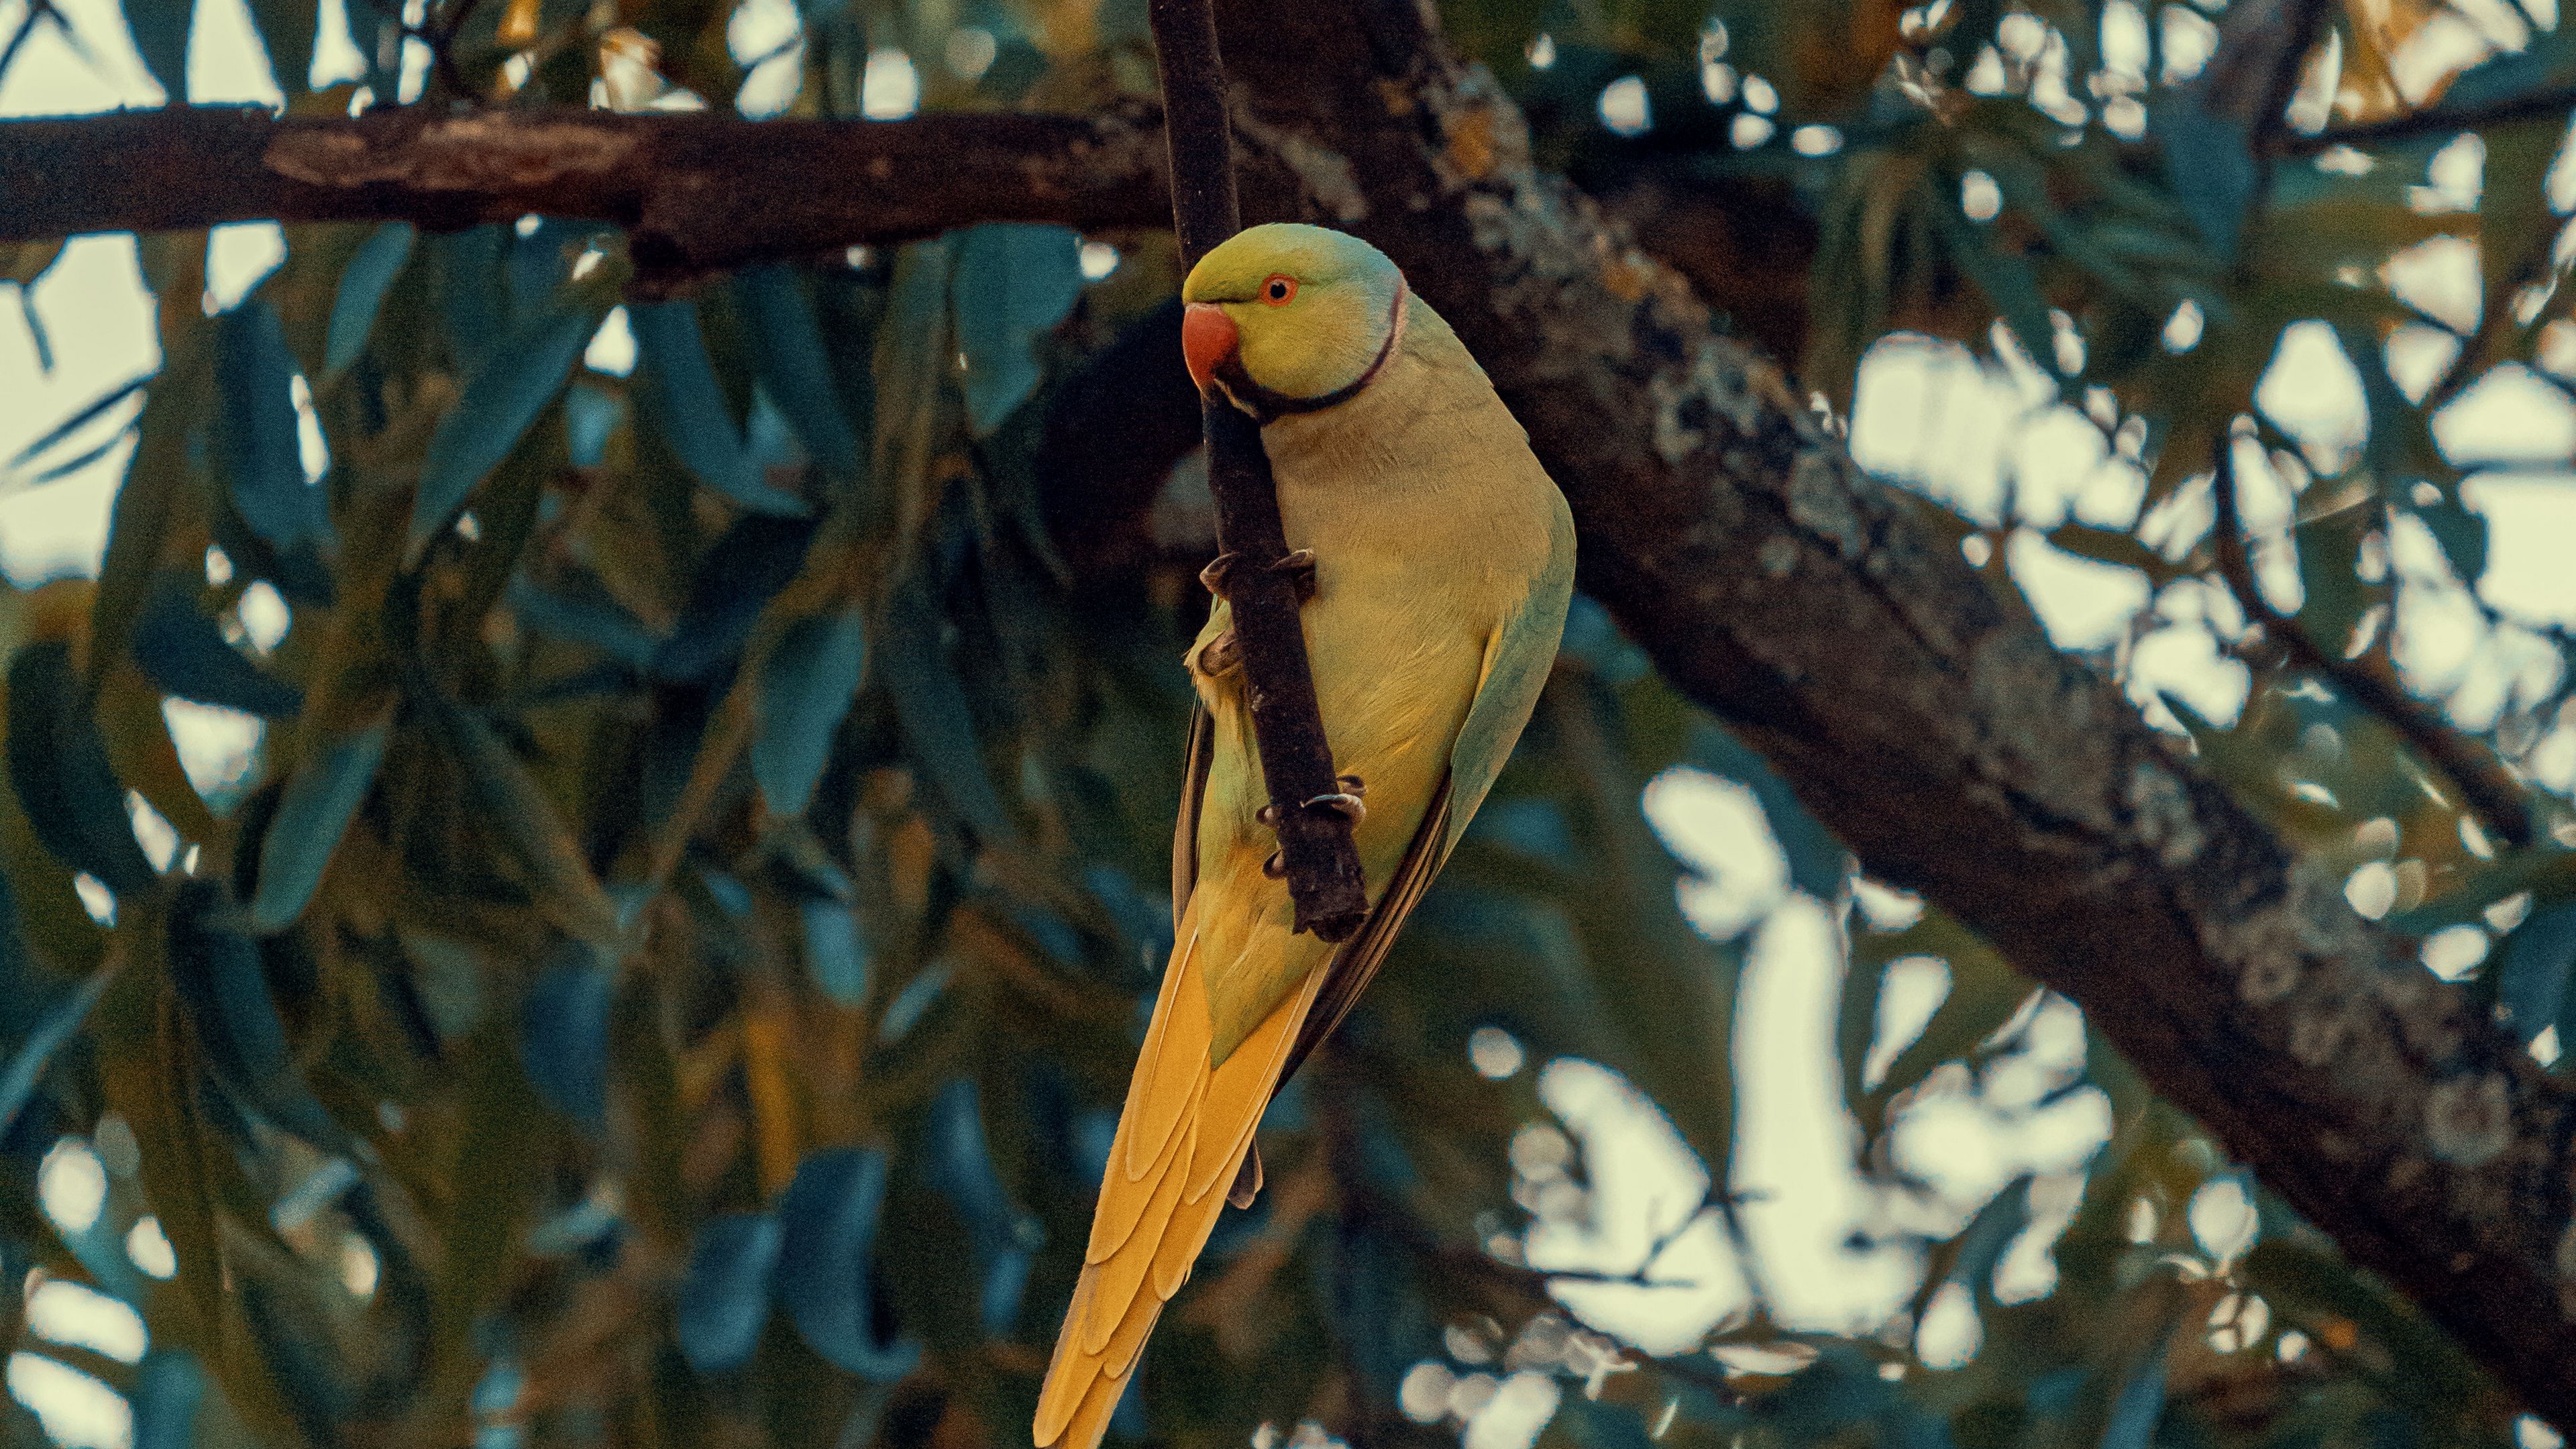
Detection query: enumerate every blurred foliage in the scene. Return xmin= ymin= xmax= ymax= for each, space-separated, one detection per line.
xmin=1 ymin=1 xmax=2573 ymax=1449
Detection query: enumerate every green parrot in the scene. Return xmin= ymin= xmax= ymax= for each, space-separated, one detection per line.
xmin=1034 ymin=223 xmax=1574 ymax=1449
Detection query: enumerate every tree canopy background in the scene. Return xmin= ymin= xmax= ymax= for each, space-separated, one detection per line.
xmin=1 ymin=2 xmax=2575 ymax=1449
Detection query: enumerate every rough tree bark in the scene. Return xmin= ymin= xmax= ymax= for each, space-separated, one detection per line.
xmin=1147 ymin=0 xmax=1371 ymax=941
xmin=0 ymin=105 xmax=1187 ymax=282
xmin=0 ymin=105 xmax=1813 ymax=351
xmin=1213 ymin=0 xmax=2576 ymax=1417
xmin=3 ymin=0 xmax=2573 ymax=1417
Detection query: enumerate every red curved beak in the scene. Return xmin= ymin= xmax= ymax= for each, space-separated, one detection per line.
xmin=1182 ymin=303 xmax=1238 ymax=394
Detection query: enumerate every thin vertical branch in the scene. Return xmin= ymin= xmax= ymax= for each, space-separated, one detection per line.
xmin=1147 ymin=0 xmax=1368 ymax=941
xmin=2210 ymin=441 xmax=2534 ymax=847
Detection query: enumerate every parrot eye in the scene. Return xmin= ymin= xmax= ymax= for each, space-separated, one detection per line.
xmin=1260 ymin=274 xmax=1297 ymax=305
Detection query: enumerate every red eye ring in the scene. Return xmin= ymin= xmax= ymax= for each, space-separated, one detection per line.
xmin=1259 ymin=274 xmax=1297 ymax=305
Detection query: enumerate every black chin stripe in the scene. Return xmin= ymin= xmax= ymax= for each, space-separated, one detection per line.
xmin=1216 ymin=277 xmax=1409 ymax=426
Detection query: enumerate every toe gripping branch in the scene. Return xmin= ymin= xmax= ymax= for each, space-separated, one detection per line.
xmin=1157 ymin=5 xmax=1364 ymax=939
xmin=1195 ymin=539 xmax=1368 ymax=935
xmin=1260 ymin=775 xmax=1366 ymax=877
xmin=1200 ymin=549 xmax=1318 ymax=602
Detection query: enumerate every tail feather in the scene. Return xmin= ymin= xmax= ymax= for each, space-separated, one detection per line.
xmin=1033 ymin=906 xmax=1324 ymax=1449
xmin=1057 ymin=1371 xmax=1126 ymax=1449
xmin=1083 ymin=1068 xmax=1204 ymax=1265
xmin=1079 ymin=1140 xmax=1193 ymax=1354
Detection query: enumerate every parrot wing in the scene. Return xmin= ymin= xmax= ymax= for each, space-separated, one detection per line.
xmin=1172 ymin=700 xmax=1212 ymax=914
xmin=1438 ymin=494 xmax=1575 ymax=860
xmin=1170 ymin=529 xmax=1570 ymax=1097
xmin=1274 ymin=553 xmax=1567 ymax=1087
xmin=1273 ymin=779 xmax=1449 ymax=1091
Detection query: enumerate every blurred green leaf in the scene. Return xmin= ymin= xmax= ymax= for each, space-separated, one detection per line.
xmin=879 ymin=580 xmax=1012 ymax=845
xmin=123 ymin=0 xmax=192 ymax=100
xmin=924 ymin=1077 xmax=1040 ymax=1335
xmin=168 ymin=877 xmax=350 ymax=1152
xmin=2100 ymin=1330 xmax=2174 ymax=1449
xmin=214 ymin=298 xmax=329 ymax=550
xmin=2153 ymin=97 xmax=2258 ymax=258
xmin=678 ymin=1213 xmax=784 ymax=1373
xmin=131 ymin=1351 xmax=207 ymax=1449
xmin=419 ymin=689 xmax=623 ymax=943
xmin=2495 ymin=900 xmax=2576 ymax=1044
xmin=409 ymin=302 xmax=600 ymax=555
xmin=1931 ymin=202 xmax=2059 ymax=382
xmin=509 ymin=579 xmax=663 ymax=672
xmin=655 ymin=514 xmax=819 ymax=684
xmin=798 ymin=897 xmax=869 ymax=1006
xmin=248 ymin=710 xmax=389 ymax=933
xmin=752 ymin=606 xmax=867 ymax=819
xmin=953 ymin=224 xmax=1085 ymax=437
xmin=0 ymin=957 xmax=111 ymax=1141
xmin=5 ymin=641 xmax=160 ymax=897
xmin=323 ymin=221 xmax=416 ymax=379
xmin=773 ymin=1147 xmax=922 ymax=1380
xmin=631 ymin=300 xmax=812 ymax=517
xmin=133 ymin=575 xmax=303 ymax=718
xmin=735 ymin=264 xmax=862 ymax=475
xmin=519 ymin=945 xmax=611 ymax=1128
xmin=93 ymin=325 xmax=210 ymax=676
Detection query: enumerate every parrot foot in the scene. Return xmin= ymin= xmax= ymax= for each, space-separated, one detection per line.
xmin=1303 ymin=788 xmax=1366 ymax=824
xmin=1262 ymin=850 xmax=1287 ymax=879
xmin=1198 ymin=549 xmax=1319 ymax=602
xmin=1228 ymin=1144 xmax=1263 ymax=1210
xmin=1257 ymin=776 xmax=1365 ymax=828
xmin=1192 ymin=629 xmax=1242 ymax=678
xmin=1270 ymin=549 xmax=1319 ymax=602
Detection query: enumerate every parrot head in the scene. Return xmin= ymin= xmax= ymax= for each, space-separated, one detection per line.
xmin=1179 ymin=223 xmax=1407 ymax=417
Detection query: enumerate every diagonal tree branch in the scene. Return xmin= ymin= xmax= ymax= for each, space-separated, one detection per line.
xmin=1203 ymin=0 xmax=2576 ymax=1420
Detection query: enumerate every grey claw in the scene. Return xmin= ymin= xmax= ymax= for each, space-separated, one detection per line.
xmin=1305 ymin=791 xmax=1366 ymax=824
xmin=1199 ymin=552 xmax=1240 ymax=595
xmin=1271 ymin=549 xmax=1318 ymax=601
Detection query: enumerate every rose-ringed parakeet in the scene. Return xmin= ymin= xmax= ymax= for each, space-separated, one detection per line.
xmin=1034 ymin=223 xmax=1574 ymax=1449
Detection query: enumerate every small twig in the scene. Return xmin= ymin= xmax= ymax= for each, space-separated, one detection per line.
xmin=1146 ymin=0 xmax=1368 ymax=940
xmin=2210 ymin=441 xmax=2535 ymax=847
xmin=432 ymin=0 xmax=492 ymax=49
xmin=349 ymin=0 xmax=470 ymax=100
xmin=2192 ymin=0 xmax=2339 ymax=136
xmin=2285 ymin=84 xmax=2576 ymax=156
xmin=2170 ymin=3 xmax=2538 ymax=847
xmin=2418 ymin=200 xmax=2570 ymax=419
xmin=0 ymin=0 xmax=76 ymax=83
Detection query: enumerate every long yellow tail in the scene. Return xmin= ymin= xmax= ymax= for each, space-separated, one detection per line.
xmin=1032 ymin=903 xmax=1323 ymax=1449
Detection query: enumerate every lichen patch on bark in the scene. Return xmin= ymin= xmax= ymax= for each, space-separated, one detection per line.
xmin=2426 ymin=1073 xmax=2513 ymax=1168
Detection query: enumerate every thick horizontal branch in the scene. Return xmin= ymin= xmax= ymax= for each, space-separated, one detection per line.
xmin=0 ymin=103 xmax=1817 ymax=354
xmin=1210 ymin=0 xmax=2576 ymax=1419
xmin=0 ymin=103 xmax=1187 ymax=280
